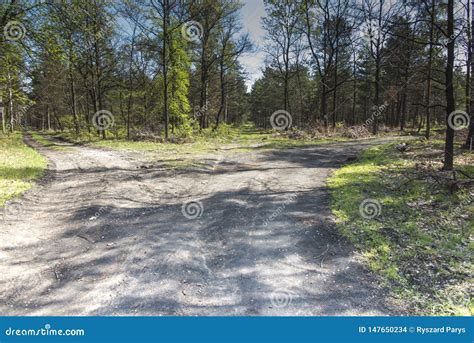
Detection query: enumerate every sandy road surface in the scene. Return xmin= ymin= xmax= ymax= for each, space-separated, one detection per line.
xmin=0 ymin=134 xmax=403 ymax=315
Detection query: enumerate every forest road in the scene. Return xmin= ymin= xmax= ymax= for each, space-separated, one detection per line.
xmin=0 ymin=134 xmax=405 ymax=315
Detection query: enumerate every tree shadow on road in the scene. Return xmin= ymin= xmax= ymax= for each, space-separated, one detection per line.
xmin=0 ymin=140 xmax=404 ymax=315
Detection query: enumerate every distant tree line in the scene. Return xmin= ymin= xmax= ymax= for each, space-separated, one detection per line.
xmin=0 ymin=0 xmax=251 ymax=140
xmin=0 ymin=0 xmax=472 ymax=170
xmin=252 ymin=0 xmax=472 ymax=170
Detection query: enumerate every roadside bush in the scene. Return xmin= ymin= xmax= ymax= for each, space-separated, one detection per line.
xmin=342 ymin=126 xmax=371 ymax=139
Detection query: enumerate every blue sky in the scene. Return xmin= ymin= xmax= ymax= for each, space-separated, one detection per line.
xmin=239 ymin=0 xmax=266 ymax=90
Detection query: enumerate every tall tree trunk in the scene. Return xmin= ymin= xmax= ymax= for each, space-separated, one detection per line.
xmin=413 ymin=105 xmax=419 ymax=129
xmin=351 ymin=50 xmax=357 ymax=126
xmin=143 ymin=92 xmax=148 ymax=130
xmin=8 ymin=71 xmax=14 ymax=133
xmin=390 ymin=100 xmax=395 ymax=126
xmin=425 ymin=0 xmax=435 ymax=139
xmin=53 ymin=110 xmax=63 ymax=131
xmin=119 ymin=90 xmax=125 ymax=126
xmin=199 ymin=20 xmax=210 ymax=131
xmin=303 ymin=0 xmax=329 ymax=131
xmin=395 ymin=94 xmax=401 ymax=127
xmin=69 ymin=62 xmax=79 ymax=136
xmin=127 ymin=25 xmax=137 ymax=140
xmin=417 ymin=106 xmax=424 ymax=133
xmin=372 ymin=0 xmax=383 ymax=135
xmin=215 ymin=56 xmax=225 ymax=129
xmin=332 ymin=36 xmax=339 ymax=129
xmin=85 ymin=88 xmax=91 ymax=133
xmin=95 ymin=42 xmax=105 ymax=140
xmin=443 ymin=0 xmax=455 ymax=170
xmin=284 ymin=39 xmax=290 ymax=113
xmin=47 ymin=105 xmax=51 ymax=131
xmin=199 ymin=51 xmax=208 ymax=129
xmin=297 ymin=67 xmax=304 ymax=128
xmin=401 ymin=34 xmax=412 ymax=131
xmin=68 ymin=37 xmax=79 ymax=136
xmin=464 ymin=0 xmax=474 ymax=148
xmin=1 ymin=96 xmax=5 ymax=134
xmin=400 ymin=90 xmax=407 ymax=131
xmin=373 ymin=59 xmax=380 ymax=134
xmin=321 ymin=76 xmax=328 ymax=130
xmin=224 ymin=94 xmax=228 ymax=123
xmin=162 ymin=0 xmax=169 ymax=139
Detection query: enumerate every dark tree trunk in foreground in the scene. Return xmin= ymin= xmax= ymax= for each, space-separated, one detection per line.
xmin=162 ymin=0 xmax=170 ymax=140
xmin=443 ymin=0 xmax=455 ymax=170
xmin=425 ymin=0 xmax=435 ymax=139
xmin=127 ymin=24 xmax=137 ymax=140
xmin=464 ymin=0 xmax=474 ymax=149
xmin=216 ymin=55 xmax=225 ymax=128
xmin=69 ymin=73 xmax=79 ymax=135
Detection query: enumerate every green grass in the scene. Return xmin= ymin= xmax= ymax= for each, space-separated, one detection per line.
xmin=0 ymin=133 xmax=47 ymax=206
xmin=30 ymin=132 xmax=70 ymax=151
xmin=235 ymin=125 xmax=350 ymax=149
xmin=51 ymin=124 xmax=352 ymax=159
xmin=328 ymin=139 xmax=473 ymax=315
xmin=161 ymin=159 xmax=210 ymax=170
xmin=30 ymin=131 xmax=53 ymax=146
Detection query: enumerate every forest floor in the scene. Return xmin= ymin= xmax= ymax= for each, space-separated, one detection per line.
xmin=0 ymin=131 xmax=408 ymax=315
xmin=329 ymin=139 xmax=473 ymax=315
xmin=0 ymin=133 xmax=46 ymax=207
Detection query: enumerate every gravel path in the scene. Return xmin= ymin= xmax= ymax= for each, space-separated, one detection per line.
xmin=0 ymin=134 xmax=403 ymax=315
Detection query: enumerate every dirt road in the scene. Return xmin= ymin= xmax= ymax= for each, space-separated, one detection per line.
xmin=0 ymin=135 xmax=402 ymax=315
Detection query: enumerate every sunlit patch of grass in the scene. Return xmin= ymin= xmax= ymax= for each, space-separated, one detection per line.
xmin=328 ymin=139 xmax=473 ymax=315
xmin=51 ymin=129 xmax=101 ymax=144
xmin=234 ymin=124 xmax=351 ymax=149
xmin=30 ymin=132 xmax=70 ymax=151
xmin=0 ymin=133 xmax=47 ymax=206
xmin=52 ymin=124 xmax=355 ymax=157
xmin=161 ymin=159 xmax=209 ymax=170
xmin=30 ymin=132 xmax=52 ymax=146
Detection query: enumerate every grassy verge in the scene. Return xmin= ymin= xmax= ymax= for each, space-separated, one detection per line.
xmin=328 ymin=139 xmax=473 ymax=315
xmin=0 ymin=133 xmax=47 ymax=207
xmin=47 ymin=124 xmax=353 ymax=157
xmin=30 ymin=131 xmax=53 ymax=146
xmin=30 ymin=132 xmax=70 ymax=151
